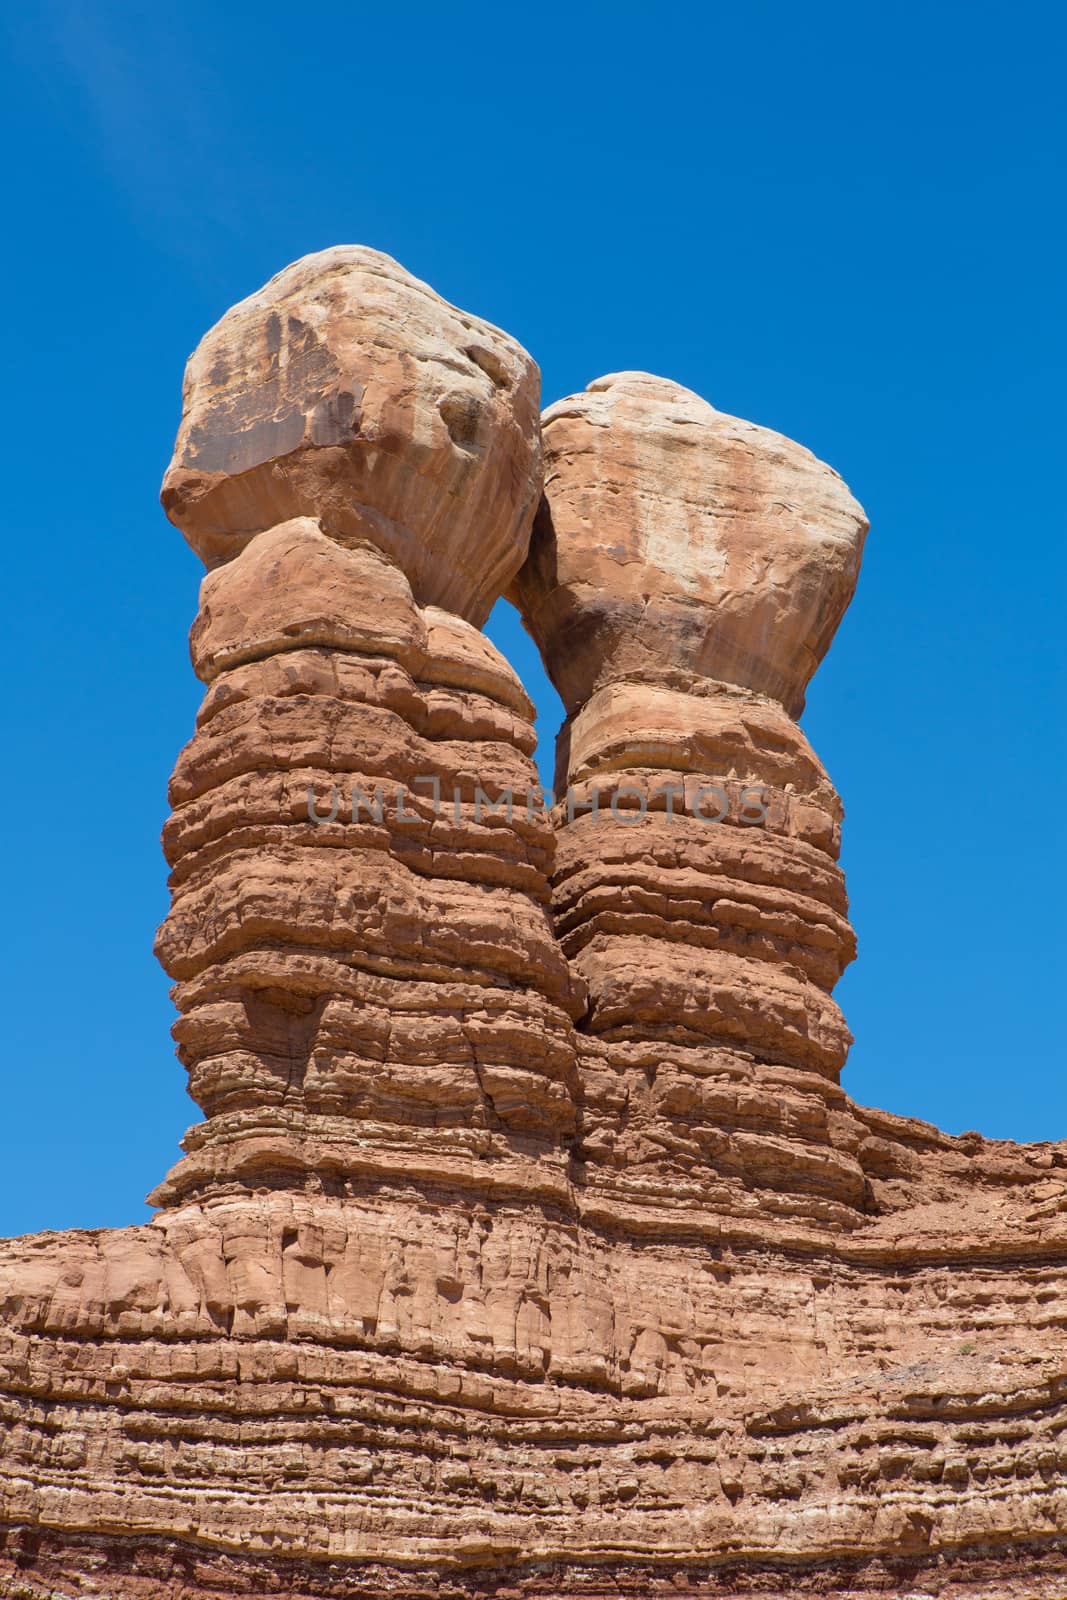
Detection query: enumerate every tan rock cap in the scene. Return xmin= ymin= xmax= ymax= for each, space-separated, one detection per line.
xmin=514 ymin=371 xmax=867 ymax=717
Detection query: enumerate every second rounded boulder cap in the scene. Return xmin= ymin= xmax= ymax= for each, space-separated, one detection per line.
xmin=513 ymin=371 xmax=868 ymax=719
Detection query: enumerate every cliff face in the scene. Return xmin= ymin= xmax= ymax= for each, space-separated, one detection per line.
xmin=1 ymin=250 xmax=1065 ymax=1600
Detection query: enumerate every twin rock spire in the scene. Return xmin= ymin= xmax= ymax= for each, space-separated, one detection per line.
xmin=3 ymin=247 xmax=1063 ymax=1600
xmin=155 ymin=242 xmax=868 ymax=1212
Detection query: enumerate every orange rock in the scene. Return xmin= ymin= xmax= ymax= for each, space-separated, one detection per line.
xmin=514 ymin=370 xmax=867 ymax=717
xmin=162 ymin=245 xmax=542 ymax=624
xmin=1 ymin=262 xmax=1065 ymax=1600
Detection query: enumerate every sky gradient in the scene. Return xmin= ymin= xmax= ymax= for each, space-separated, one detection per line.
xmin=1 ymin=0 xmax=1064 ymax=1235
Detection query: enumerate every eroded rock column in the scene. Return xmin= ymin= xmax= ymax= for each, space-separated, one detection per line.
xmin=514 ymin=372 xmax=870 ymax=1219
xmin=2 ymin=285 xmax=1067 ymax=1600
xmin=154 ymin=247 xmax=581 ymax=1207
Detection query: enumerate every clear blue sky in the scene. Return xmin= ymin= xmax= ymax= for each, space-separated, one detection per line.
xmin=1 ymin=1 xmax=1064 ymax=1235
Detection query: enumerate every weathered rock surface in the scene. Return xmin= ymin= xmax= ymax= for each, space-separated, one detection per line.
xmin=1 ymin=262 xmax=1065 ymax=1600
xmin=512 ymin=375 xmax=866 ymax=1223
xmin=3 ymin=1169 xmax=1067 ymax=1599
xmin=515 ymin=371 xmax=867 ymax=718
xmin=161 ymin=245 xmax=542 ymax=623
xmin=154 ymin=516 xmax=581 ymax=1209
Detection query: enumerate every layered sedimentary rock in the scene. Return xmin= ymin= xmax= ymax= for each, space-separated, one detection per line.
xmin=155 ymin=518 xmax=581 ymax=1205
xmin=1 ymin=256 xmax=1066 ymax=1600
xmin=151 ymin=246 xmax=579 ymax=1207
xmin=513 ymin=372 xmax=866 ymax=1217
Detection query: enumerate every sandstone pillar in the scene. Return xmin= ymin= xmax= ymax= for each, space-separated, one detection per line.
xmin=2 ymin=290 xmax=1065 ymax=1600
xmin=154 ymin=246 xmax=582 ymax=1208
xmin=513 ymin=372 xmax=871 ymax=1218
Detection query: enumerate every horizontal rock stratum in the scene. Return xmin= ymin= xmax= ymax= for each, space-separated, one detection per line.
xmin=1 ymin=247 xmax=1065 ymax=1600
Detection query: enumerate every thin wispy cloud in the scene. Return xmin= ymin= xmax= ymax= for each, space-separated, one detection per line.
xmin=18 ymin=1 xmax=282 ymax=280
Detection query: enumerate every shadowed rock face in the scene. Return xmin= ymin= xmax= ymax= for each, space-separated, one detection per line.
xmin=1 ymin=253 xmax=1066 ymax=1600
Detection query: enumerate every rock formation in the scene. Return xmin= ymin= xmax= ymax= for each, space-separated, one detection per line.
xmin=513 ymin=371 xmax=865 ymax=1216
xmin=1 ymin=249 xmax=1066 ymax=1600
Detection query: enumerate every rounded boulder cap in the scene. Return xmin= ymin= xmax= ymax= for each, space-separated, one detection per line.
xmin=514 ymin=371 xmax=868 ymax=718
xmin=161 ymin=246 xmax=543 ymax=626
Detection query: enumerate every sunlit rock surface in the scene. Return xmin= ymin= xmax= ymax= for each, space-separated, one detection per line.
xmin=1 ymin=255 xmax=1064 ymax=1600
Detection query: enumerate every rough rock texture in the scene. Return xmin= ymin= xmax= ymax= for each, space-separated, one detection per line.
xmin=160 ymin=245 xmax=542 ymax=623
xmin=1 ymin=261 xmax=1065 ymax=1600
xmin=515 ymin=371 xmax=867 ymax=719
xmin=511 ymin=372 xmax=865 ymax=1221
xmin=154 ymin=513 xmax=581 ymax=1208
